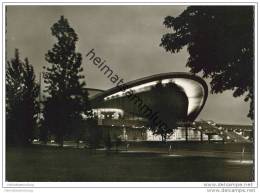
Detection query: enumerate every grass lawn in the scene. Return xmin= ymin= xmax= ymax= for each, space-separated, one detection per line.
xmin=6 ymin=145 xmax=254 ymax=182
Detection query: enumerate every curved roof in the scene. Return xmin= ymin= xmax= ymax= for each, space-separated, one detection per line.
xmin=85 ymin=88 xmax=104 ymax=98
xmin=91 ymin=72 xmax=208 ymax=121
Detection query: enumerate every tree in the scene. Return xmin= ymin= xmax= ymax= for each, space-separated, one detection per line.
xmin=104 ymin=128 xmax=112 ymax=153
xmin=160 ymin=6 xmax=254 ymax=119
xmin=43 ymin=16 xmax=90 ymax=146
xmin=6 ymin=49 xmax=39 ymax=145
xmin=148 ymin=82 xmax=188 ymax=142
xmin=114 ymin=135 xmax=122 ymax=152
xmin=85 ymin=118 xmax=102 ymax=152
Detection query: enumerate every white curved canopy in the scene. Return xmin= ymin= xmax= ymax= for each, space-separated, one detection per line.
xmin=104 ymin=78 xmax=205 ymax=116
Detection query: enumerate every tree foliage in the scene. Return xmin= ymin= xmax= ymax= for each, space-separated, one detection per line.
xmin=160 ymin=6 xmax=254 ymax=119
xmin=85 ymin=119 xmax=102 ymax=151
xmin=6 ymin=49 xmax=39 ymax=145
xmin=148 ymin=82 xmax=188 ymax=141
xmin=43 ymin=16 xmax=91 ymax=146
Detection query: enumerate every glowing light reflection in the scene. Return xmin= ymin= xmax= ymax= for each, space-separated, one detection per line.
xmin=226 ymin=160 xmax=253 ymax=165
xmin=92 ymin=108 xmax=124 ymax=115
xmin=104 ymin=78 xmax=205 ymax=116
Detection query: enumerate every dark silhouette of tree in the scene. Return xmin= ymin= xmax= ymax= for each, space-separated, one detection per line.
xmin=148 ymin=82 xmax=188 ymax=142
xmin=39 ymin=118 xmax=48 ymax=144
xmin=41 ymin=96 xmax=57 ymax=144
xmin=85 ymin=118 xmax=101 ymax=152
xmin=6 ymin=49 xmax=39 ymax=145
xmin=160 ymin=6 xmax=254 ymax=119
xmin=104 ymin=128 xmax=112 ymax=153
xmin=114 ymin=135 xmax=122 ymax=152
xmin=43 ymin=16 xmax=91 ymax=147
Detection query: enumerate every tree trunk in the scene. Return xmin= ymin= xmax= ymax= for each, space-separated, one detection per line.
xmin=59 ymin=135 xmax=64 ymax=147
xmin=76 ymin=139 xmax=80 ymax=148
xmin=185 ymin=126 xmax=188 ymax=142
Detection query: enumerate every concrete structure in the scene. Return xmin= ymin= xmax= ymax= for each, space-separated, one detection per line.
xmin=90 ymin=72 xmax=208 ymax=122
xmin=85 ymin=72 xmax=252 ymax=142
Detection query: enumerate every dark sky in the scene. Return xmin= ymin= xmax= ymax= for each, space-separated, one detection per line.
xmin=6 ymin=5 xmax=252 ymax=125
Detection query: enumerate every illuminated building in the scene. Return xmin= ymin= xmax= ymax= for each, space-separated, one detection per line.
xmin=85 ymin=72 xmax=252 ymax=142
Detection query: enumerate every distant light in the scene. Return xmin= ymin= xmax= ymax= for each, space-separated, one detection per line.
xmin=92 ymin=108 xmax=124 ymax=115
xmin=226 ymin=160 xmax=253 ymax=165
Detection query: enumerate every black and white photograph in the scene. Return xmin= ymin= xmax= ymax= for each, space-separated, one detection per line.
xmin=0 ymin=0 xmax=258 ymax=192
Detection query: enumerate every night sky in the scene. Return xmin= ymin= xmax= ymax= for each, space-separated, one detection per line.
xmin=6 ymin=5 xmax=252 ymax=125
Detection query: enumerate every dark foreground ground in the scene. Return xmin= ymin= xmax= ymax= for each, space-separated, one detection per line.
xmin=6 ymin=143 xmax=254 ymax=182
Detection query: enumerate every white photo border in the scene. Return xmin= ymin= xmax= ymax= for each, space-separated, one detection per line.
xmin=0 ymin=0 xmax=258 ymax=190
